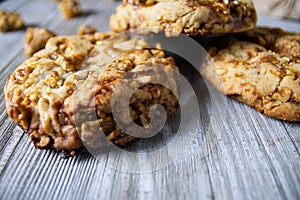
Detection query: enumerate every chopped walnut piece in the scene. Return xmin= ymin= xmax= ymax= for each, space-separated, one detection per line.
xmin=24 ymin=27 xmax=56 ymax=56
xmin=59 ymin=0 xmax=81 ymax=19
xmin=77 ymin=24 xmax=97 ymax=35
xmin=0 ymin=10 xmax=24 ymax=32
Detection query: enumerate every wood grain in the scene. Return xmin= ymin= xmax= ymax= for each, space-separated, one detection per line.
xmin=0 ymin=0 xmax=299 ymax=200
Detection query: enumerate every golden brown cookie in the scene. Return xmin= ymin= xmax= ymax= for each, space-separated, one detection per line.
xmin=5 ymin=33 xmax=179 ymax=151
xmin=201 ymin=27 xmax=300 ymax=121
xmin=110 ymin=0 xmax=257 ymax=36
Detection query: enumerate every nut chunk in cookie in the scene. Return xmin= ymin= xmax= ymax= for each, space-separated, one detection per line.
xmin=77 ymin=24 xmax=97 ymax=35
xmin=110 ymin=0 xmax=257 ymax=36
xmin=201 ymin=28 xmax=300 ymax=121
xmin=4 ymin=32 xmax=179 ymax=152
xmin=0 ymin=10 xmax=24 ymax=32
xmin=24 ymin=27 xmax=56 ymax=56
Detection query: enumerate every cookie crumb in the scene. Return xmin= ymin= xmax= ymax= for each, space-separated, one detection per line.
xmin=70 ymin=150 xmax=76 ymax=157
xmin=59 ymin=0 xmax=81 ymax=19
xmin=60 ymin=150 xmax=76 ymax=159
xmin=24 ymin=27 xmax=56 ymax=56
xmin=0 ymin=10 xmax=24 ymax=32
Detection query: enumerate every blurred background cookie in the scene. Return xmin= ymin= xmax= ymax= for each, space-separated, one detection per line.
xmin=201 ymin=27 xmax=300 ymax=121
xmin=110 ymin=0 xmax=257 ymax=36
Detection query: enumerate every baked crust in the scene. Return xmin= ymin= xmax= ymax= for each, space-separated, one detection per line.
xmin=110 ymin=0 xmax=257 ymax=36
xmin=201 ymin=27 xmax=300 ymax=121
xmin=5 ymin=33 xmax=179 ymax=151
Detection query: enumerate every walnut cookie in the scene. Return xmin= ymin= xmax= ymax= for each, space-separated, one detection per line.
xmin=110 ymin=0 xmax=257 ymax=36
xmin=4 ymin=33 xmax=179 ymax=152
xmin=201 ymin=27 xmax=300 ymax=121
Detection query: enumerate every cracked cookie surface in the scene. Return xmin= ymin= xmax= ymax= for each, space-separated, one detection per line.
xmin=110 ymin=0 xmax=257 ymax=36
xmin=5 ymin=32 xmax=179 ymax=151
xmin=202 ymin=27 xmax=300 ymax=121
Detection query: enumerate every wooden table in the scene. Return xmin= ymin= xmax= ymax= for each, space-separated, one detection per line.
xmin=0 ymin=0 xmax=299 ymax=199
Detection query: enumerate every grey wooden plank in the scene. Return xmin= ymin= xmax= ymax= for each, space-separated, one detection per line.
xmin=0 ymin=33 xmax=25 ymax=72
xmin=246 ymin=109 xmax=300 ymax=200
xmin=0 ymin=1 xmax=300 ymax=200
xmin=283 ymin=122 xmax=300 ymax=154
xmin=85 ymin=157 xmax=212 ymax=200
xmin=42 ymin=0 xmax=119 ymax=35
xmin=0 ymin=0 xmax=32 ymax=11
xmin=257 ymin=13 xmax=300 ymax=32
xmin=0 ymin=125 xmax=19 ymax=174
xmin=0 ymin=145 xmax=213 ymax=200
xmin=207 ymin=99 xmax=300 ymax=200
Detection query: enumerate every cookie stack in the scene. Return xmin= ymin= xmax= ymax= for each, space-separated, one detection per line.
xmin=110 ymin=0 xmax=300 ymax=122
xmin=4 ymin=0 xmax=300 ymax=154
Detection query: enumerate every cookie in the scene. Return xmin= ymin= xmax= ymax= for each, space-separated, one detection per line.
xmin=0 ymin=10 xmax=24 ymax=32
xmin=110 ymin=0 xmax=257 ymax=36
xmin=201 ymin=27 xmax=300 ymax=121
xmin=5 ymin=33 xmax=179 ymax=151
xmin=24 ymin=27 xmax=56 ymax=56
